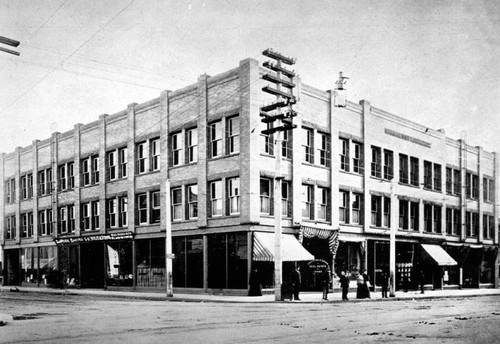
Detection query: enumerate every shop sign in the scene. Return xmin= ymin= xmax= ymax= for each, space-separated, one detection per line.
xmin=54 ymin=232 xmax=134 ymax=245
xmin=307 ymin=259 xmax=329 ymax=272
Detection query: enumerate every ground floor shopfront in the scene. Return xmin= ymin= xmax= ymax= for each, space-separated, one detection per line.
xmin=2 ymin=230 xmax=498 ymax=293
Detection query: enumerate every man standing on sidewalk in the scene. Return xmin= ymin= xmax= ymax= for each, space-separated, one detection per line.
xmin=291 ymin=266 xmax=301 ymax=301
xmin=419 ymin=270 xmax=425 ymax=294
xmin=340 ymin=270 xmax=350 ymax=301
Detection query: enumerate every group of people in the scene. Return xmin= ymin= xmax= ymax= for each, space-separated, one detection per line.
xmin=249 ymin=266 xmax=394 ymax=301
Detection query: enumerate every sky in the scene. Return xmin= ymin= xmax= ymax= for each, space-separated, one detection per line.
xmin=0 ymin=0 xmax=499 ymax=154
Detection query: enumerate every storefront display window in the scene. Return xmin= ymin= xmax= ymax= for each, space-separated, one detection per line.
xmin=106 ymin=241 xmax=133 ymax=287
xmin=173 ymin=236 xmax=203 ymax=288
xmin=136 ymin=239 xmax=166 ymax=288
xmin=39 ymin=246 xmax=58 ymax=285
xmin=21 ymin=247 xmax=37 ymax=285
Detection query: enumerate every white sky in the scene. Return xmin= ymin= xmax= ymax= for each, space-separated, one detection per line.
xmin=0 ymin=0 xmax=499 ymax=154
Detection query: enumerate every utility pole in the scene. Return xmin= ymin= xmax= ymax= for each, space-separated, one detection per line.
xmin=389 ymin=179 xmax=397 ymax=297
xmin=260 ymin=49 xmax=297 ymax=301
xmin=165 ymin=179 xmax=174 ymax=297
xmin=0 ymin=36 xmax=20 ymax=56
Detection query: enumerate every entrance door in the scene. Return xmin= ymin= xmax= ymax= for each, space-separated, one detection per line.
xmin=4 ymin=249 xmax=20 ymax=285
xmin=80 ymin=243 xmax=105 ymax=288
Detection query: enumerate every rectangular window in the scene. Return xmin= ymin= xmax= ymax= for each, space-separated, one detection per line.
xmin=339 ymin=190 xmax=348 ymax=223
xmin=82 ymin=203 xmax=91 ymax=230
xmin=340 ymin=138 xmax=349 ymax=171
xmin=371 ymin=146 xmax=382 ymax=178
xmin=483 ymin=178 xmax=493 ymax=202
xmin=446 ymin=208 xmax=453 ymax=235
xmin=453 ymin=169 xmax=461 ymax=195
xmin=410 ymin=201 xmax=419 ymax=231
xmin=137 ymin=142 xmax=147 ymax=174
xmin=119 ymin=148 xmax=127 ymax=178
xmin=171 ymin=133 xmax=182 ymax=166
xmin=151 ymin=139 xmax=160 ymax=171
xmin=424 ymin=161 xmax=433 ymax=189
xmin=261 ymin=123 xmax=274 ymax=155
xmin=383 ymin=150 xmax=393 ymax=180
xmin=59 ymin=165 xmax=67 ymax=190
xmin=399 ymin=154 xmax=409 ymax=184
xmin=137 ymin=194 xmax=148 ymax=225
xmin=59 ymin=207 xmax=67 ymax=234
xmin=424 ymin=204 xmax=432 ymax=232
xmin=38 ymin=210 xmax=46 ymax=236
xmin=21 ymin=213 xmax=33 ymax=238
xmin=107 ymin=199 xmax=118 ymax=228
xmin=434 ymin=205 xmax=442 ymax=233
xmin=260 ymin=179 xmax=271 ymax=214
xmin=227 ymin=178 xmax=240 ymax=215
xmin=371 ymin=195 xmax=382 ymax=227
xmin=319 ymin=133 xmax=331 ymax=167
xmin=68 ymin=205 xmax=75 ymax=233
xmin=399 ymin=200 xmax=409 ymax=230
xmin=353 ymin=142 xmax=362 ymax=174
xmin=303 ymin=128 xmax=314 ymax=163
xmin=282 ymin=130 xmax=292 ymax=159
xmin=302 ymin=184 xmax=313 ymax=220
xmin=209 ymin=121 xmax=222 ymax=158
xmin=6 ymin=215 xmax=16 ymax=239
xmin=6 ymin=179 xmax=16 ymax=203
xmin=317 ymin=187 xmax=329 ymax=221
xmin=453 ymin=209 xmax=460 ymax=235
xmin=187 ymin=185 xmax=198 ymax=219
xmin=151 ymin=191 xmax=161 ymax=223
xmin=472 ymin=175 xmax=479 ymax=199
xmin=471 ymin=212 xmax=479 ymax=237
xmin=38 ymin=170 xmax=46 ymax=196
xmin=187 ymin=128 xmax=198 ymax=163
xmin=446 ymin=168 xmax=455 ymax=194
xmin=281 ymin=181 xmax=291 ymax=217
xmin=91 ymin=201 xmax=99 ymax=230
xmin=21 ymin=175 xmax=28 ymax=199
xmin=28 ymin=174 xmax=33 ymax=198
xmin=172 ymin=188 xmax=183 ymax=221
xmin=434 ymin=164 xmax=442 ymax=191
xmin=226 ymin=116 xmax=240 ymax=154
xmin=47 ymin=210 xmax=53 ymax=235
xmin=383 ymin=197 xmax=391 ymax=227
xmin=119 ymin=196 xmax=128 ymax=227
xmin=210 ymin=181 xmax=223 ymax=216
xmin=68 ymin=163 xmax=74 ymax=189
xmin=92 ymin=156 xmax=99 ymax=184
xmin=82 ymin=158 xmax=90 ymax=186
xmin=107 ymin=151 xmax=117 ymax=180
xmin=352 ymin=193 xmax=362 ymax=225
xmin=410 ymin=157 xmax=419 ymax=186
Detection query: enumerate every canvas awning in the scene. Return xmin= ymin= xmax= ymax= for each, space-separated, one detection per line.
xmin=299 ymin=223 xmax=340 ymax=257
xmin=420 ymin=244 xmax=457 ymax=266
xmin=253 ymin=232 xmax=314 ymax=262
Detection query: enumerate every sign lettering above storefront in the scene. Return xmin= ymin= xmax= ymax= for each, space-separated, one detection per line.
xmin=54 ymin=232 xmax=134 ymax=245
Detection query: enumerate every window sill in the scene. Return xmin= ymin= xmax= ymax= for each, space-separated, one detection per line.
xmin=398 ymin=182 xmax=420 ymax=189
xmin=339 ymin=169 xmax=362 ymax=177
xmin=107 ymin=177 xmax=127 ymax=183
xmin=136 ymin=170 xmax=160 ymax=177
xmin=209 ymin=153 xmax=240 ymax=162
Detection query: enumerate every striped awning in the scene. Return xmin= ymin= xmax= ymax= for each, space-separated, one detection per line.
xmin=299 ymin=223 xmax=340 ymax=257
xmin=421 ymin=244 xmax=457 ymax=266
xmin=253 ymin=232 xmax=314 ymax=262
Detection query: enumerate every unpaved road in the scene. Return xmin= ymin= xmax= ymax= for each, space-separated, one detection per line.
xmin=1 ymin=291 xmax=499 ymax=343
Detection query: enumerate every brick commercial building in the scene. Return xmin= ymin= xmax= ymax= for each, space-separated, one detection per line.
xmin=1 ymin=57 xmax=498 ymax=294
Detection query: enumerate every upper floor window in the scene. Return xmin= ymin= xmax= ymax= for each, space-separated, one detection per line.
xmin=226 ymin=116 xmax=240 ymax=155
xmin=446 ymin=168 xmax=452 ymax=194
xmin=209 ymin=180 xmax=223 ymax=216
xmin=282 ymin=130 xmax=292 ymax=159
xmin=399 ymin=154 xmax=409 ymax=184
xmin=107 ymin=147 xmax=127 ymax=181
xmin=465 ymin=173 xmax=479 ymax=199
xmin=136 ymin=138 xmax=159 ymax=174
xmin=82 ymin=156 xmax=98 ymax=186
xmin=466 ymin=211 xmax=479 ymax=237
xmin=410 ymin=157 xmax=419 ymax=186
xmin=82 ymin=201 xmax=100 ymax=231
xmin=172 ymin=187 xmax=183 ymax=221
xmin=227 ymin=177 xmax=240 ymax=215
xmin=187 ymin=184 xmax=198 ymax=219
xmin=371 ymin=195 xmax=390 ymax=228
xmin=136 ymin=191 xmax=159 ymax=225
xmin=37 ymin=168 xmax=53 ymax=196
xmin=187 ymin=128 xmax=198 ymax=163
xmin=209 ymin=121 xmax=222 ymax=158
xmin=339 ymin=138 xmax=349 ymax=171
xmin=317 ymin=187 xmax=329 ymax=221
xmin=302 ymin=184 xmax=314 ymax=220
xmin=483 ymin=177 xmax=494 ymax=203
xmin=137 ymin=142 xmax=147 ymax=174
xmin=171 ymin=132 xmax=182 ymax=166
xmin=58 ymin=205 xmax=75 ymax=234
xmin=21 ymin=174 xmax=33 ymax=200
xmin=260 ymin=178 xmax=272 ymax=214
xmin=339 ymin=190 xmax=348 ymax=223
xmin=281 ymin=181 xmax=291 ymax=217
xmin=352 ymin=142 xmax=362 ymax=174
xmin=151 ymin=139 xmax=160 ymax=171
xmin=433 ymin=164 xmax=442 ymax=192
xmin=261 ymin=122 xmax=274 ymax=156
xmin=383 ymin=149 xmax=394 ymax=180
xmin=106 ymin=196 xmax=128 ymax=228
xmin=21 ymin=212 xmax=34 ymax=238
xmin=5 ymin=215 xmax=16 ymax=239
xmin=423 ymin=161 xmax=433 ymax=189
xmin=483 ymin=214 xmax=494 ymax=239
xmin=352 ymin=193 xmax=363 ymax=225
xmin=371 ymin=146 xmax=382 ymax=178
xmin=303 ymin=128 xmax=313 ymax=164
xmin=453 ymin=169 xmax=461 ymax=195
xmin=424 ymin=203 xmax=442 ymax=233
xmin=5 ymin=178 xmax=16 ymax=203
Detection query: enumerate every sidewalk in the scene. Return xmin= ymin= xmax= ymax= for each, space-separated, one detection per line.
xmin=1 ymin=285 xmax=499 ymax=303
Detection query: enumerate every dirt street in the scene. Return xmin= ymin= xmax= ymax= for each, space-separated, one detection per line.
xmin=1 ymin=291 xmax=499 ymax=343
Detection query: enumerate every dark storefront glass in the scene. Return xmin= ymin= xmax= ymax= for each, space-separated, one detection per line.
xmin=39 ymin=246 xmax=58 ymax=285
xmin=59 ymin=245 xmax=80 ymax=286
xmin=173 ymin=236 xmax=203 ymax=288
xmin=136 ymin=238 xmax=166 ymax=288
xmin=106 ymin=241 xmax=133 ymax=287
xmin=207 ymin=233 xmax=248 ymax=289
xmin=480 ymin=248 xmax=496 ymax=284
xmin=4 ymin=249 xmax=20 ymax=285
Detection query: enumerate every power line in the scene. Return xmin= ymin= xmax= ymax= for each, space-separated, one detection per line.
xmin=0 ymin=0 xmax=137 ymax=116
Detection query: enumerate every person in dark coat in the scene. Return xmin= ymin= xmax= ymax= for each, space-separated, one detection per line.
xmin=291 ymin=266 xmax=301 ymax=301
xmin=362 ymin=270 xmax=371 ymax=299
xmin=419 ymin=270 xmax=425 ymax=294
xmin=321 ymin=269 xmax=331 ymax=300
xmin=380 ymin=271 xmax=389 ymax=298
xmin=339 ymin=270 xmax=350 ymax=301
xmin=248 ymin=268 xmax=262 ymax=296
xmin=356 ymin=269 xmax=370 ymax=299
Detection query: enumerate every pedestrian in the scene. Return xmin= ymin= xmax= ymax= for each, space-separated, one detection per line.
xmin=291 ymin=266 xmax=301 ymax=301
xmin=340 ymin=270 xmax=350 ymax=301
xmin=321 ymin=269 xmax=331 ymax=300
xmin=380 ymin=271 xmax=389 ymax=298
xmin=362 ymin=270 xmax=371 ymax=299
xmin=419 ymin=270 xmax=425 ymax=294
xmin=248 ymin=268 xmax=262 ymax=296
xmin=356 ymin=269 xmax=370 ymax=299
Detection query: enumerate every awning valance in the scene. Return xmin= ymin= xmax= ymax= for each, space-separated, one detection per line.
xmin=299 ymin=223 xmax=339 ymax=257
xmin=253 ymin=232 xmax=314 ymax=262
xmin=421 ymin=244 xmax=457 ymax=266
